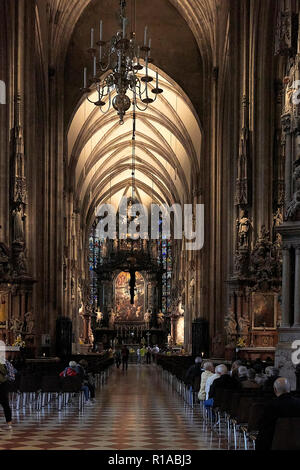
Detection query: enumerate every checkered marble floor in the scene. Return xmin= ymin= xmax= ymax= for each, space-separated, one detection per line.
xmin=0 ymin=365 xmax=230 ymax=450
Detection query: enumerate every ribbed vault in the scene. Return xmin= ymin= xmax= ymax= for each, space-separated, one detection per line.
xmin=67 ymin=67 xmax=202 ymax=233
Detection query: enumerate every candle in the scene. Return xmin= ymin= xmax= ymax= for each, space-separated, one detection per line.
xmin=149 ymin=38 xmax=152 ymax=50
xmin=123 ymin=18 xmax=126 ymax=39
xmin=156 ymin=70 xmax=158 ymax=88
xmin=100 ymin=20 xmax=103 ymax=41
xmin=144 ymin=25 xmax=148 ymax=46
xmin=145 ymin=53 xmax=148 ymax=76
xmin=91 ymin=28 xmax=94 ymax=48
xmin=137 ymin=45 xmax=140 ymax=60
xmin=93 ymin=56 xmax=97 ymax=76
xmin=84 ymin=67 xmax=87 ymax=88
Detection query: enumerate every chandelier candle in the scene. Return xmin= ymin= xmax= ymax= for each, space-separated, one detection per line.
xmin=91 ymin=28 xmax=94 ymax=49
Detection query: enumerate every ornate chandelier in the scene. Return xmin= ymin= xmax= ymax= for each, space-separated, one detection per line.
xmin=82 ymin=0 xmax=163 ymax=124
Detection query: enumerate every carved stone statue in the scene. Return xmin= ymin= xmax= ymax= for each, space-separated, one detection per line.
xmin=12 ymin=206 xmax=25 ymax=243
xmin=144 ymin=309 xmax=151 ymax=328
xmin=273 ymin=208 xmax=283 ymax=228
xmin=236 ymin=210 xmax=251 ymax=248
xmin=238 ymin=314 xmax=250 ymax=335
xmin=286 ymin=191 xmax=300 ymax=220
xmin=14 ymin=251 xmax=27 ymax=275
xmin=224 ymin=309 xmax=237 ymax=344
xmin=157 ymin=311 xmax=164 ymax=327
xmin=24 ymin=311 xmax=35 ymax=335
xmin=10 ymin=317 xmax=23 ymax=335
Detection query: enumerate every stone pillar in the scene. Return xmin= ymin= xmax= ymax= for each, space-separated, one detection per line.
xmin=294 ymin=246 xmax=300 ymax=327
xmin=281 ymin=244 xmax=292 ymax=327
xmin=284 ymin=125 xmax=292 ymax=204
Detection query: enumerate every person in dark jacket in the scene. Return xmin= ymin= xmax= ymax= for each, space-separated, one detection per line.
xmin=121 ymin=346 xmax=129 ymax=371
xmin=256 ymin=377 xmax=300 ymax=450
xmin=185 ymin=357 xmax=203 ymax=391
xmin=209 ymin=364 xmax=239 ymax=400
xmin=262 ymin=366 xmax=279 ymax=392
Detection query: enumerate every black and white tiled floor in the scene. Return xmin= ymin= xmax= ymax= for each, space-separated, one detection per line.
xmin=0 ymin=365 xmax=229 ymax=450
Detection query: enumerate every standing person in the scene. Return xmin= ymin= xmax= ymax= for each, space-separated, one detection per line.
xmin=121 ymin=345 xmax=129 ymax=371
xmin=114 ymin=348 xmax=121 ymax=368
xmin=146 ymin=347 xmax=151 ymax=364
xmin=152 ymin=344 xmax=160 ymax=364
xmin=136 ymin=347 xmax=141 ymax=365
xmin=140 ymin=346 xmax=146 ymax=364
xmin=0 ymin=342 xmax=12 ymax=431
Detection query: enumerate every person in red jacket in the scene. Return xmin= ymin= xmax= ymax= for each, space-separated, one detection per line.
xmin=59 ymin=361 xmax=78 ymax=377
xmin=59 ymin=361 xmax=92 ymax=404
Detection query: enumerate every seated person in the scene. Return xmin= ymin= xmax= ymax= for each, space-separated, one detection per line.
xmin=230 ymin=360 xmax=242 ymax=384
xmin=240 ymin=368 xmax=261 ymax=389
xmin=59 ymin=361 xmax=91 ymax=404
xmin=185 ymin=357 xmax=203 ymax=391
xmin=205 ymin=364 xmax=239 ymax=408
xmin=256 ymin=378 xmax=300 ymax=450
xmin=237 ymin=365 xmax=248 ymax=384
xmin=254 ymin=363 xmax=267 ymax=386
xmin=198 ymin=361 xmax=215 ymax=401
xmin=59 ymin=361 xmax=78 ymax=377
xmin=262 ymin=366 xmax=279 ymax=392
xmin=77 ymin=359 xmax=96 ymax=403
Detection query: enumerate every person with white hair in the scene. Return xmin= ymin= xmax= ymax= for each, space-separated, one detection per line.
xmin=237 ymin=365 xmax=248 ymax=381
xmin=198 ymin=361 xmax=215 ymax=401
xmin=208 ymin=364 xmax=239 ymax=401
xmin=256 ymin=378 xmax=300 ymax=450
xmin=59 ymin=360 xmax=92 ymax=405
xmin=262 ymin=366 xmax=279 ymax=392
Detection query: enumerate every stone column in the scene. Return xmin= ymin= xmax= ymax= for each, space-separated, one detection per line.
xmin=281 ymin=244 xmax=292 ymax=327
xmin=293 ymin=246 xmax=300 ymax=327
xmin=284 ymin=127 xmax=292 ymax=204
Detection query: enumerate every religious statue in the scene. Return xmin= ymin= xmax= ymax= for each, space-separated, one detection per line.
xmin=15 ymin=251 xmax=27 ymax=275
xmin=144 ymin=309 xmax=151 ymax=328
xmin=283 ymin=59 xmax=297 ymax=115
xmin=12 ymin=205 xmax=25 ymax=243
xmin=236 ymin=210 xmax=251 ymax=249
xmin=224 ymin=309 xmax=237 ymax=344
xmin=273 ymin=207 xmax=283 ymax=228
xmin=10 ymin=317 xmax=23 ymax=335
xmin=237 ymin=314 xmax=250 ymax=336
xmin=157 ymin=311 xmax=164 ymax=327
xmin=24 ymin=311 xmax=35 ymax=335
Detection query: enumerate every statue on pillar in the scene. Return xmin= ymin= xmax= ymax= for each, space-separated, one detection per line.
xmin=224 ymin=307 xmax=237 ymax=346
xmin=144 ymin=309 xmax=151 ymax=329
xmin=236 ymin=209 xmax=251 ymax=249
xmin=157 ymin=311 xmax=164 ymax=328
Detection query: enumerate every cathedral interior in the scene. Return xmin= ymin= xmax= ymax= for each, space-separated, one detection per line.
xmin=0 ymin=0 xmax=300 ymax=452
